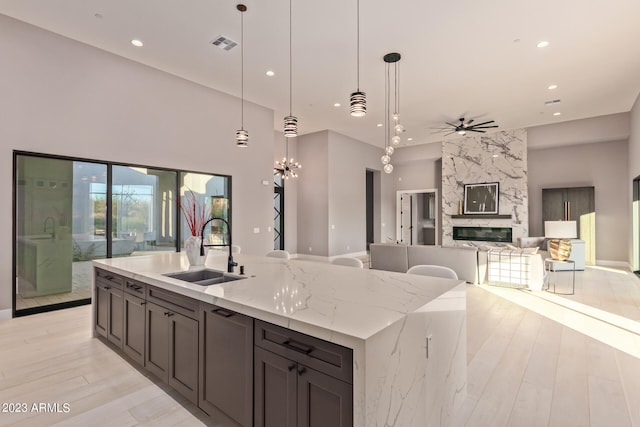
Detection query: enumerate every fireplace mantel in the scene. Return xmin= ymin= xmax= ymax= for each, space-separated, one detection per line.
xmin=451 ymin=214 xmax=512 ymax=219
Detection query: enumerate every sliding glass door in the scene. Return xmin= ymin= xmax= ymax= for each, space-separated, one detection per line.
xmin=15 ymin=156 xmax=107 ymax=314
xmin=14 ymin=152 xmax=230 ymax=317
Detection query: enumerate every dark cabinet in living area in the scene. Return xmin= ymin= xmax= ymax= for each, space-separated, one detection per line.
xmin=542 ymin=186 xmax=596 ymax=264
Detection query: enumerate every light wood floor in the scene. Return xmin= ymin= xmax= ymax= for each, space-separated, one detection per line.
xmin=1 ymin=266 xmax=639 ymax=426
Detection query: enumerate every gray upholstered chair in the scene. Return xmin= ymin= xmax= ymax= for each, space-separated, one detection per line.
xmin=407 ymin=264 xmax=459 ymax=280
xmin=265 ymin=249 xmax=290 ymax=259
xmin=330 ymin=257 xmax=364 ymax=268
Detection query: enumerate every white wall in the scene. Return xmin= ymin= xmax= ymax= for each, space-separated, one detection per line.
xmin=296 ymin=130 xmax=393 ymax=257
xmin=528 ymin=140 xmax=628 ymax=263
xmin=0 ymin=16 xmax=275 ymax=311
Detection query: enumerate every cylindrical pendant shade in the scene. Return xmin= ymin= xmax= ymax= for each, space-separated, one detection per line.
xmin=235 ymin=129 xmax=248 ymax=147
xmin=284 ymin=115 xmax=298 ymax=137
xmin=350 ymin=91 xmax=367 ymax=117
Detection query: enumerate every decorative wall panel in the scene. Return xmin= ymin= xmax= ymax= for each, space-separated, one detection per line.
xmin=442 ymin=129 xmax=528 ymax=246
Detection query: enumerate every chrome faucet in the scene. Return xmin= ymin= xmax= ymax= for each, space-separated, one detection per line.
xmin=44 ymin=217 xmax=55 ymax=237
xmin=200 ymin=217 xmax=238 ymax=273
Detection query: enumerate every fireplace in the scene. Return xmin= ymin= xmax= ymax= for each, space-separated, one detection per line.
xmin=453 ymin=226 xmax=512 ymax=243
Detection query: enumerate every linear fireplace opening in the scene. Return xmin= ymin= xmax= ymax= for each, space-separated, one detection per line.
xmin=453 ymin=226 xmax=512 ymax=243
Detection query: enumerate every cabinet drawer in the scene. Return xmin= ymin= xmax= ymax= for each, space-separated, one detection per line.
xmin=147 ymin=286 xmax=199 ymax=320
xmin=124 ymin=278 xmax=146 ymax=297
xmin=255 ymin=320 xmax=353 ymax=384
xmin=95 ymin=268 xmax=124 ymax=290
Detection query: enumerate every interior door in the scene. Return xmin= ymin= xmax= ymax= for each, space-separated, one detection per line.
xmin=400 ymin=194 xmax=413 ymax=244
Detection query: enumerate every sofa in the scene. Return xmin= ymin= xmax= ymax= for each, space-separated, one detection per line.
xmin=369 ymin=243 xmax=481 ymax=284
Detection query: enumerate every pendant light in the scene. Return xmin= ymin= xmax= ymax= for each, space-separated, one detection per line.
xmin=235 ymin=4 xmax=249 ymax=147
xmin=382 ymin=52 xmax=401 ymax=174
xmin=284 ymin=0 xmax=298 ymax=137
xmin=391 ymin=54 xmax=403 ymax=145
xmin=349 ymin=0 xmax=366 ymax=117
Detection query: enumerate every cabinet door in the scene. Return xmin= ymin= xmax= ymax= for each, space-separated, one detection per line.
xmin=145 ymin=302 xmax=170 ymax=381
xmin=199 ymin=304 xmax=253 ymax=425
xmin=254 ymin=347 xmax=297 ymax=427
xmin=168 ymin=311 xmax=199 ymax=404
xmin=107 ymin=287 xmax=124 ymax=348
xmin=123 ymin=292 xmax=146 ymax=366
xmin=298 ymin=366 xmax=353 ymax=427
xmin=95 ymin=283 xmax=109 ymax=338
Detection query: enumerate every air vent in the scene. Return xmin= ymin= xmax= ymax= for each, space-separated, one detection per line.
xmin=211 ymin=35 xmax=238 ymax=51
xmin=544 ymin=99 xmax=561 ymax=106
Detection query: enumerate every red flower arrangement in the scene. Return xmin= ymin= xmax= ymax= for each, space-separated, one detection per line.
xmin=178 ymin=190 xmax=211 ymax=237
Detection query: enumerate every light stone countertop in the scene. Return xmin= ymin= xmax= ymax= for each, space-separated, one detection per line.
xmin=93 ymin=251 xmax=462 ymax=348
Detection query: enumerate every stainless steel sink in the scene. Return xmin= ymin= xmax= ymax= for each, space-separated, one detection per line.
xmin=163 ymin=268 xmax=246 ymax=286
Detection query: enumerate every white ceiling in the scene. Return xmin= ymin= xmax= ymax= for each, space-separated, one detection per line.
xmin=2 ymin=0 xmax=640 ymax=148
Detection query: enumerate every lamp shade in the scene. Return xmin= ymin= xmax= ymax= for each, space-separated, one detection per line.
xmin=544 ymin=221 xmax=577 ymax=239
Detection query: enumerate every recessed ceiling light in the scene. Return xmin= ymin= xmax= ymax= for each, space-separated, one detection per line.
xmin=492 ymin=154 xmax=499 ymax=158
xmin=377 ymin=123 xmax=383 ymax=127
xmin=265 ymin=70 xmax=275 ymax=77
xmin=407 ymin=138 xmax=413 ymax=141
xmin=537 ymin=41 xmax=549 ymax=48
xmin=130 ymin=39 xmax=144 ymax=47
xmin=553 ymin=112 xmax=562 ymax=116
xmin=548 ymin=84 xmax=558 ymax=90
xmin=334 ymin=103 xmax=341 ymax=107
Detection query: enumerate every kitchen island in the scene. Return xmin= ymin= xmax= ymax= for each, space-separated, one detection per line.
xmin=93 ymin=251 xmax=466 ymax=426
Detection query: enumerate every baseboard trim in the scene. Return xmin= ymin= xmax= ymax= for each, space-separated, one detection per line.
xmin=0 ymin=309 xmax=12 ymax=320
xmin=596 ymin=260 xmax=631 ymax=270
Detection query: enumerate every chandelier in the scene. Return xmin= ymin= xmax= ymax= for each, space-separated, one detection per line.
xmin=274 ymin=138 xmax=301 ymax=179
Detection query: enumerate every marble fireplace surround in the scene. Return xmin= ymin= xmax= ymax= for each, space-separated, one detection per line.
xmin=442 ymin=129 xmax=529 ymax=247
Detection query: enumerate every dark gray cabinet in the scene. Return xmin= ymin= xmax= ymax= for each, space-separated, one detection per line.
xmin=123 ymin=279 xmax=146 ymax=366
xmin=199 ymin=303 xmax=253 ymax=425
xmin=123 ymin=292 xmax=146 ymax=366
xmin=94 ymin=268 xmax=124 ymax=348
xmin=254 ymin=320 xmax=353 ymax=427
xmin=145 ymin=288 xmax=199 ymax=404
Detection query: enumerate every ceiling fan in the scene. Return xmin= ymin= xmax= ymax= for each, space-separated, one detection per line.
xmin=435 ymin=117 xmax=499 ymax=136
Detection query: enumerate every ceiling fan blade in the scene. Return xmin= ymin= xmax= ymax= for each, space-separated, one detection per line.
xmin=445 ymin=122 xmax=459 ymax=127
xmin=469 ymin=129 xmax=487 ymax=133
xmin=471 ymin=125 xmax=499 ymax=129
xmin=466 ymin=119 xmax=474 ymax=126
xmin=468 ymin=120 xmax=495 ymax=127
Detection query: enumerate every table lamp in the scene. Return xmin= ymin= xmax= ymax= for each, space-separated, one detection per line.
xmin=544 ymin=221 xmax=577 ymax=261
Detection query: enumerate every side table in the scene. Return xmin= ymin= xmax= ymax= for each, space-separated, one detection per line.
xmin=543 ymin=258 xmax=575 ymax=295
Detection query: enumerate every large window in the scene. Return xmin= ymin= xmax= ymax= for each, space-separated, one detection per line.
xmin=13 ymin=152 xmax=230 ymax=317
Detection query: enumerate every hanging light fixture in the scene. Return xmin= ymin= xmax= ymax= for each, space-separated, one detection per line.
xmin=349 ymin=0 xmax=366 ymax=117
xmin=274 ymin=138 xmax=302 ymax=179
xmin=382 ymin=53 xmax=401 ymax=174
xmin=391 ymin=54 xmax=404 ymax=144
xmin=284 ymin=0 xmax=298 ymax=137
xmin=235 ymin=4 xmax=249 ymax=147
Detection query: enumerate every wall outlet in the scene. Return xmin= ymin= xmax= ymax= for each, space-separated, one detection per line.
xmin=267 ymin=226 xmax=272 ymax=232
xmin=253 ymin=227 xmax=260 ymax=234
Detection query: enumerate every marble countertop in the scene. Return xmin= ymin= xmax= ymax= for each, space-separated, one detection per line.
xmin=94 ymin=251 xmax=463 ymax=347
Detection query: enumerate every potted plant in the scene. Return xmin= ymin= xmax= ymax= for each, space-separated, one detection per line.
xmin=178 ymin=190 xmax=210 ymax=266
